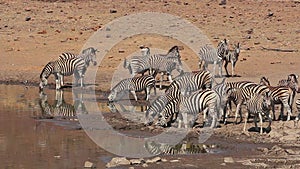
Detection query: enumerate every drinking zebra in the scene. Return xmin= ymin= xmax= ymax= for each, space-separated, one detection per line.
xmin=198 ymin=39 xmax=229 ymax=77
xmin=108 ymin=75 xmax=156 ymax=102
xmin=155 ymin=99 xmax=179 ymax=127
xmin=179 ymin=89 xmax=221 ymax=128
xmin=244 ymin=93 xmax=272 ymax=134
xmin=260 ymin=77 xmax=293 ymax=121
xmin=144 ymin=95 xmax=169 ymax=125
xmin=39 ymin=57 xmax=86 ymax=91
xmin=223 ymin=43 xmax=240 ymax=77
xmin=123 ymin=47 xmax=151 ymax=77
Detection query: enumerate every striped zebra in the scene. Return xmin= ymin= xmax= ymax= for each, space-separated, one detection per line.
xmin=260 ymin=77 xmax=293 ymax=121
xmin=155 ymin=99 xmax=179 ymax=127
xmin=227 ymin=83 xmax=270 ymax=124
xmin=39 ymin=90 xmax=86 ymax=121
xmin=223 ymin=43 xmax=240 ymax=77
xmin=39 ymin=57 xmax=86 ymax=90
xmin=108 ymin=75 xmax=156 ymax=102
xmin=58 ymin=47 xmax=98 ymax=86
xmin=145 ymin=141 xmax=207 ymax=156
xmin=244 ymin=93 xmax=272 ymax=134
xmin=144 ymin=95 xmax=169 ymax=125
xmin=278 ymin=74 xmax=299 ymax=113
xmin=179 ymin=89 xmax=221 ymax=128
xmin=148 ymin=46 xmax=182 ymax=85
xmin=123 ymin=47 xmax=151 ymax=77
xmin=198 ymin=39 xmax=229 ymax=77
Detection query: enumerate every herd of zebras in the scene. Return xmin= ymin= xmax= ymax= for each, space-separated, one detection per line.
xmin=39 ymin=39 xmax=299 ymax=134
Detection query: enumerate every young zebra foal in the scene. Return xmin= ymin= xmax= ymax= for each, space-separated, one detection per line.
xmin=108 ymin=75 xmax=156 ymax=102
xmin=244 ymin=93 xmax=272 ymax=134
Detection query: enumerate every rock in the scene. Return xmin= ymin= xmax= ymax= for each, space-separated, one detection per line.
xmin=170 ymin=159 xmax=179 ymax=163
xmin=129 ymin=167 xmax=134 ymax=169
xmin=25 ymin=16 xmax=31 ymax=21
xmin=279 ymin=134 xmax=298 ymax=142
xmin=257 ymin=147 xmax=268 ymax=154
xmin=267 ymin=12 xmax=274 ymax=17
xmin=110 ymin=9 xmax=117 ymax=13
xmin=146 ymin=157 xmax=161 ymax=163
xmin=118 ymin=49 xmax=125 ymax=53
xmin=224 ymin=157 xmax=234 ymax=163
xmin=130 ymin=159 xmax=144 ymax=165
xmin=142 ymin=163 xmax=148 ymax=167
xmin=106 ymin=157 xmax=130 ymax=168
xmin=219 ymin=0 xmax=226 ymax=5
xmin=285 ymin=149 xmax=297 ymax=155
xmin=84 ymin=161 xmax=94 ymax=168
xmin=161 ymin=158 xmax=167 ymax=162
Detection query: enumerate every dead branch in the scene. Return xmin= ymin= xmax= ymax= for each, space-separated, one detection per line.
xmin=261 ymin=47 xmax=298 ymax=52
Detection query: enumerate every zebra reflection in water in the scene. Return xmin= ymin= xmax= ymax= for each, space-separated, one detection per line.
xmin=39 ymin=89 xmax=87 ymax=121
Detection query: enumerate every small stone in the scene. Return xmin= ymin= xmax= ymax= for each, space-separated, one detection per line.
xmin=106 ymin=157 xmax=130 ymax=168
xmin=37 ymin=30 xmax=47 ymax=34
xmin=245 ymin=35 xmax=251 ymax=39
xmin=25 ymin=16 xmax=31 ymax=21
xmin=224 ymin=157 xmax=234 ymax=163
xmin=285 ymin=149 xmax=297 ymax=155
xmin=110 ymin=9 xmax=117 ymax=13
xmin=84 ymin=161 xmax=94 ymax=168
xmin=130 ymin=159 xmax=144 ymax=165
xmin=268 ymin=12 xmax=274 ymax=17
xmin=54 ymin=155 xmax=61 ymax=159
xmin=142 ymin=163 xmax=148 ymax=167
xmin=118 ymin=49 xmax=125 ymax=53
xmin=170 ymin=159 xmax=179 ymax=163
xmin=129 ymin=167 xmax=134 ymax=169
xmin=161 ymin=158 xmax=167 ymax=162
xmin=146 ymin=157 xmax=161 ymax=163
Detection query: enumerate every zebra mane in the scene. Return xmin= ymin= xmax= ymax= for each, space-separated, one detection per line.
xmin=168 ymin=46 xmax=179 ymax=53
xmin=260 ymin=76 xmax=270 ymax=86
xmin=288 ymin=74 xmax=299 ymax=83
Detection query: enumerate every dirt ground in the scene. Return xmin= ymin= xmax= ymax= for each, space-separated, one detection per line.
xmin=1 ymin=0 xmax=300 ymax=168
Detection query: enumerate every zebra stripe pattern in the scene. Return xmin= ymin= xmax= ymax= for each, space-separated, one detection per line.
xmin=198 ymin=39 xmax=229 ymax=77
xmin=260 ymin=77 xmax=293 ymax=121
xmin=123 ymin=47 xmax=151 ymax=77
xmin=39 ymin=57 xmax=86 ymax=90
xmin=108 ymin=75 xmax=156 ymax=102
xmin=155 ymin=100 xmax=179 ymax=127
xmin=223 ymin=42 xmax=240 ymax=77
xmin=59 ymin=47 xmax=98 ymax=67
xmin=244 ymin=93 xmax=272 ymax=134
xmin=179 ymin=89 xmax=220 ymax=128
xmin=227 ymin=83 xmax=270 ymax=123
xmin=144 ymin=95 xmax=169 ymax=125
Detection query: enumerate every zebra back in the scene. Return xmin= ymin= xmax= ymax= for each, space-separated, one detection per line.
xmin=53 ymin=57 xmax=86 ymax=76
xmin=58 ymin=52 xmax=77 ymax=60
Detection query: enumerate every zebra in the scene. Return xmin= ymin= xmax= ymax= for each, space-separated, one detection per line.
xmin=244 ymin=93 xmax=272 ymax=134
xmin=39 ymin=57 xmax=86 ymax=91
xmin=144 ymin=95 xmax=169 ymax=125
xmin=278 ymin=74 xmax=299 ymax=113
xmin=198 ymin=39 xmax=229 ymax=77
xmin=179 ymin=89 xmax=221 ymax=128
xmin=108 ymin=75 xmax=156 ymax=102
xmin=144 ymin=141 xmax=207 ymax=156
xmin=155 ymin=99 xmax=179 ymax=127
xmin=123 ymin=47 xmax=151 ymax=77
xmin=260 ymin=77 xmax=293 ymax=121
xmin=39 ymin=90 xmax=86 ymax=121
xmin=58 ymin=47 xmax=98 ymax=66
xmin=57 ymin=47 xmax=98 ymax=86
xmin=223 ymin=42 xmax=240 ymax=77
xmin=227 ymin=84 xmax=270 ymax=124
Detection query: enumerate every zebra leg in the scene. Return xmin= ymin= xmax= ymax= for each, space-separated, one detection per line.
xmin=258 ymin=113 xmax=263 ymax=134
xmin=54 ymin=73 xmax=61 ymax=90
xmin=235 ymin=103 xmax=242 ymax=124
xmin=130 ymin=90 xmax=138 ymax=101
xmin=231 ymin=62 xmax=234 ymax=77
xmin=243 ymin=111 xmax=249 ymax=132
xmin=284 ymin=101 xmax=292 ymax=121
xmin=160 ymin=72 xmax=164 ymax=89
xmin=213 ymin=61 xmax=217 ymax=77
xmin=145 ymin=87 xmax=150 ymax=101
xmin=271 ymin=102 xmax=276 ymax=121
xmin=224 ymin=61 xmax=229 ymax=77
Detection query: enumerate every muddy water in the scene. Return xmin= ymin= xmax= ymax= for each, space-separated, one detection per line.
xmin=0 ymin=85 xmax=112 ymax=169
xmin=0 ymin=84 xmax=269 ymax=169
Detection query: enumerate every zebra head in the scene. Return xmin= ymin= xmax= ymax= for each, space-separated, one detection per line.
xmin=260 ymin=76 xmax=270 ymax=86
xmin=140 ymin=46 xmax=150 ymax=56
xmin=167 ymin=46 xmax=180 ymax=58
xmin=107 ymin=102 xmax=117 ymax=113
xmin=155 ymin=114 xmax=168 ymax=127
xmin=39 ymin=61 xmax=54 ymax=91
xmin=81 ymin=47 xmax=98 ymax=66
xmin=108 ymin=90 xmax=117 ymax=102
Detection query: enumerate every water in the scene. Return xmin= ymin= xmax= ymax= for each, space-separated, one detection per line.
xmin=0 ymin=84 xmax=263 ymax=168
xmin=0 ymin=85 xmax=111 ymax=169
